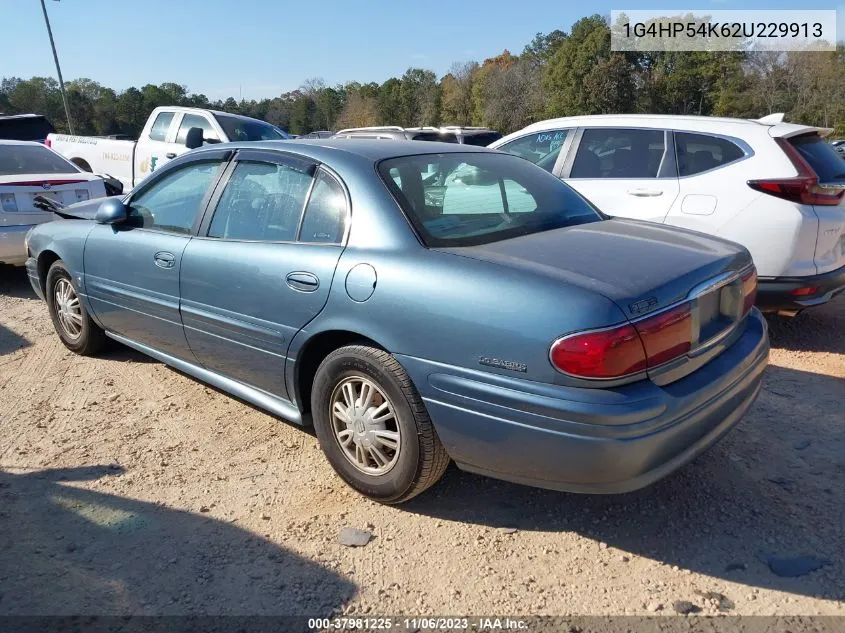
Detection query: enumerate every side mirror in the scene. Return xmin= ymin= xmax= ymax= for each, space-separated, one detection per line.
xmin=185 ymin=127 xmax=205 ymax=150
xmin=95 ymin=198 xmax=128 ymax=225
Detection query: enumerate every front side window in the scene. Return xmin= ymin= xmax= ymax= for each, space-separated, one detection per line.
xmin=208 ymin=161 xmax=312 ymax=241
xmin=175 ymin=114 xmax=219 ymax=145
xmin=299 ymin=171 xmax=347 ymax=244
xmin=148 ymin=112 xmax=175 ymax=142
xmin=0 ymin=144 xmax=79 ymax=175
xmin=571 ymin=128 xmax=665 ymax=179
xmin=379 ymin=152 xmax=601 ymax=247
xmin=498 ymin=129 xmax=569 ymax=173
xmin=675 ymin=132 xmax=745 ymax=176
xmin=128 ymin=160 xmax=221 ymax=233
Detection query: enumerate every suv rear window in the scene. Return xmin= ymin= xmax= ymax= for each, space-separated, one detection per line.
xmin=0 ymin=116 xmax=55 ymax=142
xmin=410 ymin=132 xmax=458 ymax=143
xmin=790 ymin=134 xmax=845 ymax=182
xmin=460 ymin=132 xmax=503 ymax=147
xmin=378 ymin=152 xmax=601 ymax=247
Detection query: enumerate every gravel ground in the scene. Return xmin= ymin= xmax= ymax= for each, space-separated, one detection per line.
xmin=0 ymin=265 xmax=842 ymax=617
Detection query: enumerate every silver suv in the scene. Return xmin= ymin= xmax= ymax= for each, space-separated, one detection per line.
xmin=333 ymin=126 xmax=501 ymax=146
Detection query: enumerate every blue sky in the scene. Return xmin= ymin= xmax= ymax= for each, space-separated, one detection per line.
xmin=6 ymin=0 xmax=845 ymax=101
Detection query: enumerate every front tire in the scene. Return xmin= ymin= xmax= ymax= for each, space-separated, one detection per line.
xmin=45 ymin=260 xmax=106 ymax=356
xmin=311 ymin=344 xmax=449 ymax=503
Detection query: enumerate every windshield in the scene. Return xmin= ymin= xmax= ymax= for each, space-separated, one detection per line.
xmin=379 ymin=152 xmax=602 ymax=247
xmin=213 ymin=114 xmax=289 ymax=142
xmin=0 ymin=144 xmax=79 ymax=176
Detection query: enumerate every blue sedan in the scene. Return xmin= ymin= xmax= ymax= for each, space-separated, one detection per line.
xmin=25 ymin=140 xmax=769 ymax=503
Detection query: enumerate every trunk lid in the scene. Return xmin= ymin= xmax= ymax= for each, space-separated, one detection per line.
xmin=0 ymin=174 xmax=106 ymax=224
xmin=439 ymin=218 xmax=752 ymax=320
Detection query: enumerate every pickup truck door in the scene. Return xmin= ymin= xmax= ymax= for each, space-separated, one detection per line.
xmin=562 ymin=127 xmax=679 ymax=223
xmin=179 ymin=149 xmax=348 ymax=400
xmin=85 ymin=151 xmax=230 ymax=359
xmin=132 ymin=110 xmax=180 ymax=188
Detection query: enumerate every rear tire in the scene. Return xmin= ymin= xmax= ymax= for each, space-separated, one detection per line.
xmin=45 ymin=260 xmax=106 ymax=356
xmin=311 ymin=344 xmax=450 ymax=503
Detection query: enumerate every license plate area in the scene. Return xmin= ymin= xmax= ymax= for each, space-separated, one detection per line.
xmin=693 ymin=280 xmax=743 ymax=348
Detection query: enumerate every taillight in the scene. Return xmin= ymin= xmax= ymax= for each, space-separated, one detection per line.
xmin=635 ymin=303 xmax=693 ymax=366
xmin=741 ymin=268 xmax=757 ymax=316
xmin=747 ymin=139 xmax=845 ymax=206
xmin=45 ymin=138 xmax=52 ymax=148
xmin=550 ymin=324 xmax=647 ymax=379
xmin=789 ymin=285 xmax=818 ymax=297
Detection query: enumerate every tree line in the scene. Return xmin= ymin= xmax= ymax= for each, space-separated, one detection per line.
xmin=2 ymin=15 xmax=844 ymax=138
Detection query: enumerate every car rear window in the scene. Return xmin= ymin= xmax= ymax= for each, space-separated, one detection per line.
xmin=378 ymin=152 xmax=601 ymax=247
xmin=790 ymin=134 xmax=845 ymax=182
xmin=214 ymin=114 xmax=289 ymax=141
xmin=0 ymin=144 xmax=78 ymax=176
xmin=0 ymin=116 xmax=55 ymax=142
xmin=460 ymin=132 xmax=503 ymax=146
xmin=410 ymin=132 xmax=458 ymax=143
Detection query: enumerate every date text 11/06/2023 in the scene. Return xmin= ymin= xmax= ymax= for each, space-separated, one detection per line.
xmin=307 ymin=617 xmax=528 ymax=630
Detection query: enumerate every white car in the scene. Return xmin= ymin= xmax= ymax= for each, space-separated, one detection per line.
xmin=0 ymin=140 xmax=109 ymax=266
xmin=490 ymin=114 xmax=845 ymax=315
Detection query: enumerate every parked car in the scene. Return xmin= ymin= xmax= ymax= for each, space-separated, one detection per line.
xmin=440 ymin=125 xmax=503 ymax=146
xmin=0 ymin=114 xmax=56 ymax=143
xmin=490 ymin=114 xmax=845 ymax=315
xmin=333 ymin=126 xmax=502 ymax=146
xmin=24 ymin=139 xmax=768 ymax=502
xmin=298 ymin=131 xmax=334 ymax=139
xmin=47 ymin=106 xmax=291 ymax=192
xmin=0 ymin=140 xmax=110 ymax=265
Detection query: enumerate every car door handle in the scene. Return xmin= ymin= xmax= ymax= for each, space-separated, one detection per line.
xmin=165 ymin=152 xmax=177 ymax=159
xmin=286 ymin=271 xmax=319 ymax=292
xmin=154 ymin=251 xmax=176 ymax=269
xmin=627 ymin=188 xmax=664 ymax=197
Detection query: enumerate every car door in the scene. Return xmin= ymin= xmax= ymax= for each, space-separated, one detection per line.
xmin=562 ymin=127 xmax=679 ymax=222
xmin=179 ymin=149 xmax=348 ymax=399
xmin=84 ymin=151 xmax=229 ymax=360
xmin=133 ymin=111 xmax=179 ymax=186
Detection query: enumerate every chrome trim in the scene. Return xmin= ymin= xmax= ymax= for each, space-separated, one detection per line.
xmin=549 ymin=263 xmax=756 ymax=381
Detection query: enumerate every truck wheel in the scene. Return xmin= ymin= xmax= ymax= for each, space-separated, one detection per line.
xmin=311 ymin=344 xmax=450 ymax=504
xmin=45 ymin=260 xmax=106 ymax=356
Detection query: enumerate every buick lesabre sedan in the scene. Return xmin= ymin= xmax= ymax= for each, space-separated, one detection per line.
xmin=25 ymin=140 xmax=769 ymax=503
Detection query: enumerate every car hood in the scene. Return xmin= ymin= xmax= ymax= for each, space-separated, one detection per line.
xmin=437 ymin=218 xmax=752 ymax=320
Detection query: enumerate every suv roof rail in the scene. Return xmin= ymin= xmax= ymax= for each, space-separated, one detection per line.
xmin=440 ymin=125 xmax=493 ymax=131
xmin=336 ymin=126 xmax=405 ymax=134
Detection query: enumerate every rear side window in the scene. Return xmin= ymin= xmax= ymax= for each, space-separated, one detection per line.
xmin=411 ymin=132 xmax=458 ymax=143
xmin=790 ymin=134 xmax=845 ymax=182
xmin=498 ymin=130 xmax=569 ymax=173
xmin=148 ymin=112 xmax=175 ymax=142
xmin=571 ymin=128 xmax=665 ymax=179
xmin=299 ymin=171 xmax=347 ymax=244
xmin=208 ymin=161 xmax=311 ymax=242
xmin=176 ymin=114 xmax=219 ymax=144
xmin=460 ymin=132 xmax=503 ymax=147
xmin=675 ymin=132 xmax=745 ymax=176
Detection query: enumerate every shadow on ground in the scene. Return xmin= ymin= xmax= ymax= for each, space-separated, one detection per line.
xmin=0 ymin=265 xmax=37 ymax=300
xmin=406 ymin=364 xmax=845 ymax=601
xmin=766 ymin=294 xmax=845 ymax=354
xmin=0 ymin=466 xmax=355 ymax=615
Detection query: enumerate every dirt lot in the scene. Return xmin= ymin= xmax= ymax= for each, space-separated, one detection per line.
xmin=0 ymin=264 xmax=842 ymax=617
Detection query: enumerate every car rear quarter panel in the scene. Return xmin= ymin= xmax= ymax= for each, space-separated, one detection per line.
xmin=295 ymin=245 xmax=628 ymax=389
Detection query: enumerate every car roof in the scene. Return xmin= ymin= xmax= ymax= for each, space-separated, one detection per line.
xmin=0 ymin=114 xmax=48 ymax=121
xmin=507 ymin=114 xmax=822 ymax=138
xmin=191 ymin=138 xmax=494 ymax=164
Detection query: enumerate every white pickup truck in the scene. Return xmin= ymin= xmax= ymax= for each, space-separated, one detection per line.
xmin=47 ymin=106 xmax=289 ymax=191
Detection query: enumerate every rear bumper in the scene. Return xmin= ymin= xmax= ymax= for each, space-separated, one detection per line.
xmin=756 ymin=263 xmax=845 ymax=312
xmin=0 ymin=225 xmax=32 ymax=266
xmin=396 ymin=309 xmax=769 ymax=494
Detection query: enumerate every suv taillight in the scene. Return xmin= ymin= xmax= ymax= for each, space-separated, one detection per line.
xmin=551 ymin=269 xmax=758 ymax=380
xmin=747 ymin=138 xmax=845 ymax=206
